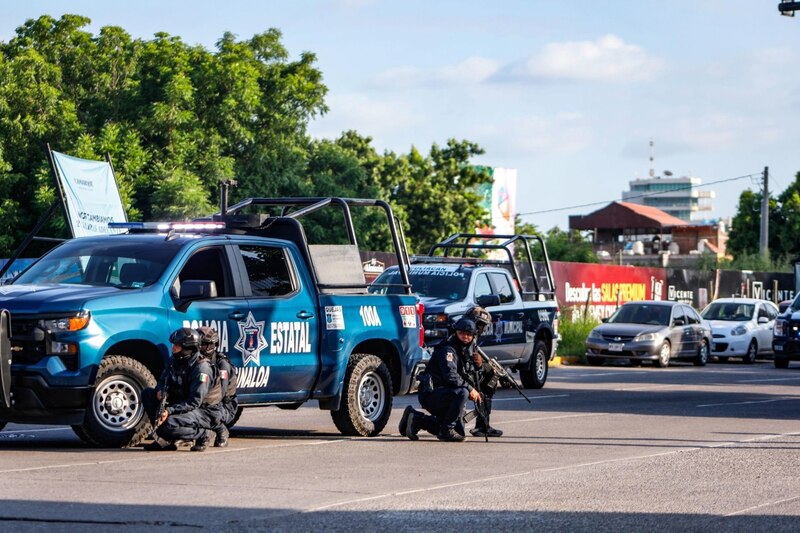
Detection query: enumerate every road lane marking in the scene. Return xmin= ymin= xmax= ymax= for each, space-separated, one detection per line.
xmin=492 ymin=394 xmax=569 ymax=403
xmin=0 ymin=438 xmax=347 ymax=474
xmin=0 ymin=427 xmax=72 ymax=434
xmin=724 ymin=495 xmax=800 ymax=517
xmin=303 ymin=430 xmax=800 ymax=513
xmin=737 ymin=377 xmax=800 ymax=383
xmin=612 ymin=385 xmax=675 ymax=391
xmin=696 ymin=397 xmax=798 ymax=408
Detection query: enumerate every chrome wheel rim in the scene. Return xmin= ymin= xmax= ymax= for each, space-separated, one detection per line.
xmin=92 ymin=376 xmax=143 ymax=431
xmin=358 ymin=371 xmax=385 ymax=422
xmin=699 ymin=342 xmax=708 ymax=363
xmin=535 ymin=349 xmax=547 ymax=380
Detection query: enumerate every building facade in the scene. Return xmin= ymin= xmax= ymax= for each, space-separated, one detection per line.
xmin=622 ymin=175 xmax=714 ymax=223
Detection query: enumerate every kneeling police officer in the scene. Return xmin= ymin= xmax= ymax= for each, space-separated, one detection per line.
xmin=399 ymin=318 xmax=481 ymax=442
xmin=463 ymin=306 xmax=503 ymax=438
xmin=143 ymin=327 xmax=221 ymax=452
xmin=197 ymin=326 xmax=238 ymax=448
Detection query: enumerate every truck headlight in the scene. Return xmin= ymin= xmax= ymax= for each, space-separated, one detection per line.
xmin=39 ymin=311 xmax=91 ymax=332
xmin=775 ymin=320 xmax=784 ymax=336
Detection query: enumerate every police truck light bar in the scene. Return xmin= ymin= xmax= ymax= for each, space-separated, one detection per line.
xmin=108 ymin=221 xmax=226 ymax=231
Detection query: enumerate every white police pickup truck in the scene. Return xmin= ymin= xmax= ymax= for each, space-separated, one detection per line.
xmin=370 ymin=234 xmax=559 ymax=389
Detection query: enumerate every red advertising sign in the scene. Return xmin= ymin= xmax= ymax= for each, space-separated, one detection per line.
xmin=552 ymin=261 xmax=667 ymax=321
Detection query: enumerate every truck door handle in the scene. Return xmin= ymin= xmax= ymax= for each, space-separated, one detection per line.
xmin=515 ymin=312 xmax=525 ymax=319
xmin=297 ymin=311 xmax=315 ymax=320
xmin=228 ymin=311 xmax=246 ymax=320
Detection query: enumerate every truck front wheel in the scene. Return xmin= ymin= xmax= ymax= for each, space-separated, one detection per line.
xmin=331 ymin=353 xmax=393 ymax=437
xmin=78 ymin=355 xmax=155 ymax=447
xmin=520 ymin=340 xmax=549 ymax=389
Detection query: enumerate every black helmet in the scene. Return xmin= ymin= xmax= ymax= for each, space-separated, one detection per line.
xmin=454 ymin=318 xmax=477 ymax=335
xmin=197 ymin=326 xmax=219 ymax=346
xmin=169 ymin=327 xmax=200 ymax=350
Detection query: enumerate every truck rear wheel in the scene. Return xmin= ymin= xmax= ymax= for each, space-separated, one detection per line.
xmin=520 ymin=340 xmax=548 ymax=389
xmin=79 ymin=355 xmax=155 ymax=447
xmin=330 ymin=353 xmax=393 ymax=437
xmin=0 ymin=422 xmax=6 ymax=432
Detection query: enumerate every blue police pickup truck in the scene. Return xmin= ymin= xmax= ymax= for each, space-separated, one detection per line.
xmin=0 ymin=197 xmax=424 ymax=447
xmin=370 ymin=234 xmax=559 ymax=389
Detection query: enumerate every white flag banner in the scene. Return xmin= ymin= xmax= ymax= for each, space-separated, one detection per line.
xmin=51 ymin=150 xmax=127 ymax=237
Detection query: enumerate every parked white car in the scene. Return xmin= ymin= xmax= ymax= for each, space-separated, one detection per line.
xmin=700 ymin=298 xmax=779 ymax=364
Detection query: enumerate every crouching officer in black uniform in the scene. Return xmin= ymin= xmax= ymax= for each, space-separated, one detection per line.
xmin=399 ymin=318 xmax=481 ymax=442
xmin=142 ymin=327 xmax=221 ymax=452
xmin=464 ymin=306 xmax=503 ymax=438
xmin=197 ymin=326 xmax=238 ymax=448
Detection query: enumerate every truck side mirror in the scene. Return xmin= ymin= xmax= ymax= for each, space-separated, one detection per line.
xmin=176 ymin=280 xmax=218 ymax=312
xmin=476 ymin=294 xmax=501 ymax=308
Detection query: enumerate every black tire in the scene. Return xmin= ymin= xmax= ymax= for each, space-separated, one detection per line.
xmin=330 ymin=353 xmax=392 ymax=437
xmin=587 ymin=356 xmax=605 ymax=366
xmin=0 ymin=422 xmax=6 ymax=432
xmin=654 ymin=341 xmax=671 ymax=368
xmin=520 ymin=341 xmax=549 ymax=389
xmin=694 ymin=340 xmax=708 ymax=367
xmin=71 ymin=424 xmax=96 ymax=445
xmin=226 ymin=407 xmax=243 ymax=429
xmin=774 ymin=358 xmax=790 ymax=369
xmin=743 ymin=340 xmax=757 ymax=365
xmin=78 ymin=355 xmax=156 ymax=447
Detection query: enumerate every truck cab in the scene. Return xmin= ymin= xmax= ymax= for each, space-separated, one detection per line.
xmin=370 ymin=233 xmax=559 ymax=389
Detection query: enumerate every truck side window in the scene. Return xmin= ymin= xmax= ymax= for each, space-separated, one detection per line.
xmin=474 ymin=274 xmax=491 ymax=300
xmin=239 ymin=245 xmax=294 ymax=297
xmin=489 ymin=273 xmax=515 ymax=304
xmin=178 ymin=247 xmax=231 ymax=297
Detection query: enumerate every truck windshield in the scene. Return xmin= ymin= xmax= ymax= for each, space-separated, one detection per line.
xmin=370 ymin=268 xmax=471 ymax=301
xmin=14 ymin=239 xmax=181 ymax=288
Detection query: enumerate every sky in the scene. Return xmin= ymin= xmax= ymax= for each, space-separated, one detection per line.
xmin=3 ymin=1 xmax=800 ymax=231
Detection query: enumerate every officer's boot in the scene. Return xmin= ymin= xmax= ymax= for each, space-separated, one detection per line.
xmin=143 ymin=436 xmax=177 ymax=451
xmin=399 ymin=405 xmax=415 ymax=437
xmin=437 ymin=426 xmax=466 ymax=442
xmin=483 ymin=397 xmax=503 ymax=437
xmin=406 ymin=410 xmax=423 ymax=441
xmin=214 ymin=426 xmax=229 ymax=448
xmin=191 ymin=430 xmax=212 ymax=452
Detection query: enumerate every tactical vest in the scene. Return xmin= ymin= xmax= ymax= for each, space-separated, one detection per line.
xmin=202 ymin=359 xmax=224 ymax=406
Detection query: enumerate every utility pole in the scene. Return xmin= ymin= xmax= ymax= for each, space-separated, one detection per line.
xmin=760 ymin=166 xmax=769 ymax=258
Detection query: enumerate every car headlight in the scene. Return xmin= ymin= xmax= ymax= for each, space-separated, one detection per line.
xmin=587 ymin=329 xmax=602 ymax=341
xmin=634 ymin=332 xmax=658 ymax=342
xmin=731 ymin=325 xmax=748 ymax=336
xmin=39 ymin=311 xmax=91 ymax=332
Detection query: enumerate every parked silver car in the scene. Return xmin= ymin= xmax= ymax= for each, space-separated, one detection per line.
xmin=585 ymin=300 xmax=712 ymax=367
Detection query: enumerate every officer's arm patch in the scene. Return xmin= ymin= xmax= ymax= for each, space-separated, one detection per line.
xmin=446 ymin=353 xmax=454 ymax=362
xmin=199 ymin=373 xmax=209 ymax=383
xmin=220 ymin=370 xmax=229 ymax=380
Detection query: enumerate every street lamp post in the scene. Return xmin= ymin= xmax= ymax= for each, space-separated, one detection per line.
xmin=779 ymin=1 xmax=800 ymax=16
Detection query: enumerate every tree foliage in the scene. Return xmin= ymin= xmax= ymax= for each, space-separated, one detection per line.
xmin=0 ymin=14 xmax=494 ymax=258
xmin=728 ymin=171 xmax=800 ymax=264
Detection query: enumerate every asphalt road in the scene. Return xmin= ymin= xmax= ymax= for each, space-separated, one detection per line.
xmin=1 ymin=359 xmax=799 ymax=532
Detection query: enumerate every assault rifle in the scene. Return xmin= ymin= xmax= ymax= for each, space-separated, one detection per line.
xmin=477 ymin=347 xmax=532 ymax=404
xmin=470 ymin=354 xmax=489 ymax=443
xmin=463 ymin=346 xmax=531 ymax=430
xmin=148 ymin=372 xmax=169 ymax=439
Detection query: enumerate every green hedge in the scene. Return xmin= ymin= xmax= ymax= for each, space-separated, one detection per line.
xmin=558 ymin=307 xmax=601 ymax=363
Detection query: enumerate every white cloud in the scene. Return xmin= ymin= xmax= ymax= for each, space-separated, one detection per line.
xmin=437 ymin=56 xmax=500 ymax=84
xmin=475 ymin=113 xmax=592 ymax=157
xmin=308 ymin=92 xmax=424 ymax=145
xmin=370 ymin=56 xmax=499 ymax=89
xmin=506 ymin=34 xmax=662 ymax=82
